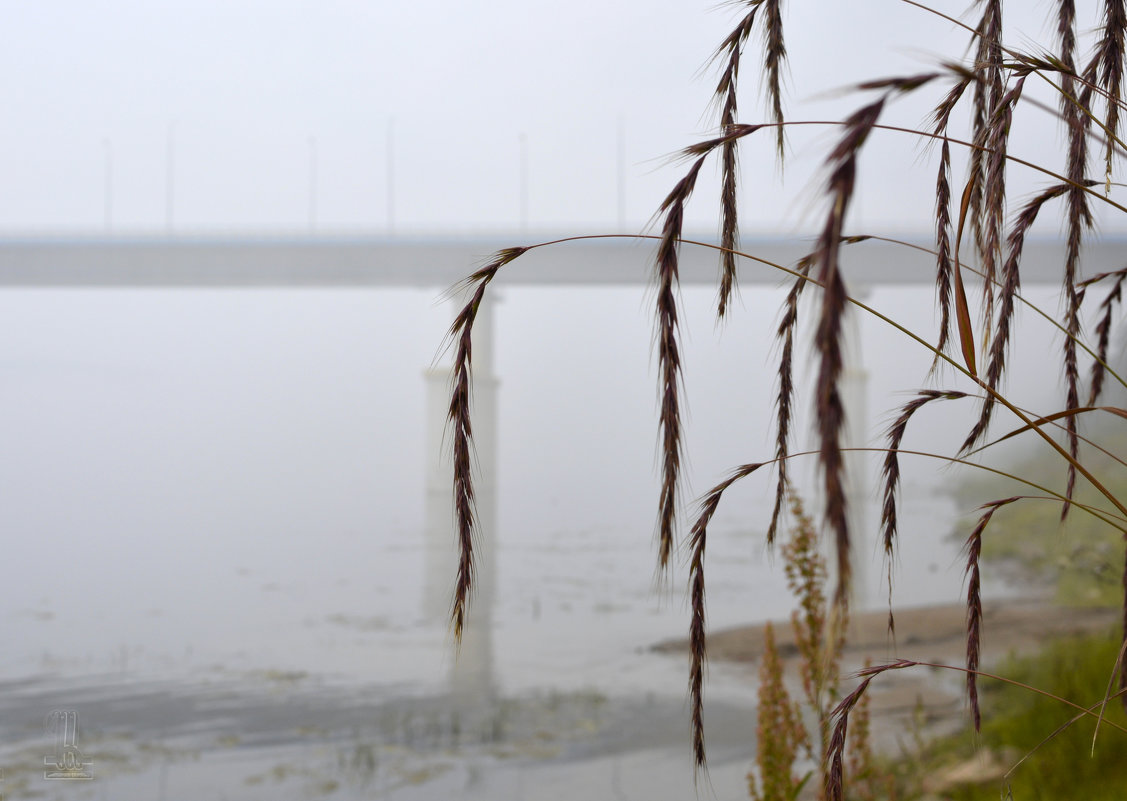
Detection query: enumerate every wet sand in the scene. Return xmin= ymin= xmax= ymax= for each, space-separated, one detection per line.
xmin=0 ymin=667 xmax=760 ymax=800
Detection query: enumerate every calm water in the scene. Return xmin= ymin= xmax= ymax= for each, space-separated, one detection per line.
xmin=0 ymin=287 xmax=1012 ymax=799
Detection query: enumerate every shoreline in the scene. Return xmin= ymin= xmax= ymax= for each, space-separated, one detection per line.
xmin=652 ymin=598 xmax=1119 ymax=751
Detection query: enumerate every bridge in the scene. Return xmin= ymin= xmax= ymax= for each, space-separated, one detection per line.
xmin=0 ymin=234 xmax=1115 ymax=287
xmin=1 ymin=233 xmax=1115 ymax=696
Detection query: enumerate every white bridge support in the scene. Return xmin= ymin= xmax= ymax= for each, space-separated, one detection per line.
xmin=842 ymin=283 xmax=871 ymax=609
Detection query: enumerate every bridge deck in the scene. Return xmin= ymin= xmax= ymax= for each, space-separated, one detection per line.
xmin=0 ymin=234 xmax=1116 ymax=287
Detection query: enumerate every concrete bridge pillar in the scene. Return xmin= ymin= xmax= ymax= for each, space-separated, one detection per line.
xmin=841 ymin=283 xmax=871 ymax=610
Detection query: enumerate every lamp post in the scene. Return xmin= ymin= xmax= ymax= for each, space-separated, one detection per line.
xmin=101 ymin=138 xmax=113 ymax=234
xmin=386 ymin=118 xmax=395 ymax=236
xmin=165 ymin=121 xmax=175 ymax=235
xmin=519 ymin=133 xmax=529 ymax=235
xmin=307 ymin=135 xmax=318 ymax=235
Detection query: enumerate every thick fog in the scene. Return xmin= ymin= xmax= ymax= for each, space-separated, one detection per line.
xmin=0 ymin=1 xmax=1121 ymax=235
xmin=0 ymin=3 xmax=1119 ymax=798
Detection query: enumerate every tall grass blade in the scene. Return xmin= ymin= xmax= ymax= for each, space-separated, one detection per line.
xmin=953 ymin=178 xmax=978 ymax=377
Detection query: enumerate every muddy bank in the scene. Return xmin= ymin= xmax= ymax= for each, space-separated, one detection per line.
xmin=652 ymin=598 xmax=1119 ymax=750
xmin=0 ymin=669 xmax=758 ymax=800
xmin=654 ymin=598 xmax=1118 ymax=666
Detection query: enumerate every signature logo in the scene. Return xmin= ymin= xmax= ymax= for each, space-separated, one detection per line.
xmin=44 ymin=710 xmax=92 ymax=780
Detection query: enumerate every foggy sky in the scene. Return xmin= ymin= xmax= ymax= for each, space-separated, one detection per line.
xmin=0 ymin=1 xmax=1121 ymax=235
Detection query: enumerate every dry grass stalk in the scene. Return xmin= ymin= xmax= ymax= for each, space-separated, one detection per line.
xmin=983 ymin=70 xmax=1027 ymax=344
xmin=813 ymin=97 xmax=886 ymax=609
xmin=880 ymin=390 xmax=967 ymax=622
xmin=1057 ymin=0 xmax=1093 ymax=522
xmin=844 ymin=659 xmax=887 ymax=801
xmin=1093 ymin=0 xmax=1127 ymax=191
xmin=718 ymin=132 xmax=740 ymax=320
xmin=969 ymin=1 xmax=1006 ymax=332
xmin=964 ymin=3 xmax=997 ymax=302
xmin=654 ymin=156 xmax=705 ymax=574
xmin=688 ymin=461 xmax=766 ymax=774
xmin=932 ymin=138 xmax=955 ymax=370
xmin=963 ymin=508 xmax=986 ymax=732
xmin=924 ymin=68 xmax=978 ymax=371
xmin=1081 ymin=268 xmax=1127 ymax=405
xmin=1055 ymin=0 xmax=1077 ymax=86
xmin=980 ymin=76 xmax=1023 ymax=357
xmin=824 ymin=673 xmax=874 ymax=801
xmin=768 ymin=253 xmax=814 ymax=546
xmin=710 ymin=0 xmax=787 ymax=317
xmin=927 ymin=68 xmax=974 ymax=372
xmin=761 ymin=0 xmax=786 ymax=159
xmin=825 ymin=659 xmax=927 ymax=801
xmin=764 ymin=237 xmax=883 ymax=555
xmin=710 ymin=5 xmax=755 ymax=318
xmin=930 ymin=67 xmax=975 ymax=132
xmin=445 ymin=247 xmax=527 ymax=642
xmin=687 ymin=511 xmax=709 ymax=775
xmin=959 ymin=180 xmax=1071 ymax=458
xmin=963 ymin=497 xmax=1018 ymax=731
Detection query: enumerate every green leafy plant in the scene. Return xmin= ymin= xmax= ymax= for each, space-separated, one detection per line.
xmin=748 ymin=621 xmax=808 ymax=801
xmin=445 ymin=0 xmax=1127 ymax=796
xmin=901 ymin=630 xmax=1127 ymax=800
xmin=783 ymin=493 xmax=843 ymax=774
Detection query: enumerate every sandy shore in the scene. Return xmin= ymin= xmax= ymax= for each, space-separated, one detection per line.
xmin=653 ymin=598 xmax=1120 ymax=752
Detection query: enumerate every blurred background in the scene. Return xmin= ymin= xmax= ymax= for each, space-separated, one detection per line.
xmin=0 ymin=2 xmax=1119 ymax=799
